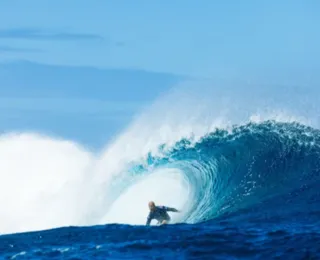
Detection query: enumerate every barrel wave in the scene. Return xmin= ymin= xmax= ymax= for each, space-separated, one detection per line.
xmin=106 ymin=120 xmax=320 ymax=228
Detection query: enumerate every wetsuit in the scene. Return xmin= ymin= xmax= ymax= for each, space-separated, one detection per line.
xmin=146 ymin=206 xmax=178 ymax=225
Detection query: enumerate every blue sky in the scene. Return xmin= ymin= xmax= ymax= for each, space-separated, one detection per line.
xmin=0 ymin=1 xmax=319 ymax=147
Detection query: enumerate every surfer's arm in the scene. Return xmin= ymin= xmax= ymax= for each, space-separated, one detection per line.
xmin=164 ymin=206 xmax=179 ymax=212
xmin=146 ymin=214 xmax=152 ymax=225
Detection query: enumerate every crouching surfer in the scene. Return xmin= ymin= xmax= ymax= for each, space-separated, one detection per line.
xmin=146 ymin=201 xmax=180 ymax=226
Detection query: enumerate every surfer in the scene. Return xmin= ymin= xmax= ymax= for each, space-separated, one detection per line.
xmin=146 ymin=201 xmax=179 ymax=226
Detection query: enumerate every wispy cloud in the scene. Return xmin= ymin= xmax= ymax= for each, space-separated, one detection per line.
xmin=0 ymin=45 xmax=43 ymax=53
xmin=0 ymin=28 xmax=104 ymax=41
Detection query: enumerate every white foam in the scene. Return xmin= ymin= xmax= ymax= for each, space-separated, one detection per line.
xmin=0 ymin=133 xmax=95 ymax=234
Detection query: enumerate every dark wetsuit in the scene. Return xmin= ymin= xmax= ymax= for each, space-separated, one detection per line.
xmin=146 ymin=206 xmax=178 ymax=225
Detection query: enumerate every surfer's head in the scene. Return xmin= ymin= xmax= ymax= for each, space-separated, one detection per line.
xmin=148 ymin=201 xmax=156 ymax=211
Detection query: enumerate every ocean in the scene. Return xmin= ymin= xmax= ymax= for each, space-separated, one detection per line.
xmin=1 ymin=84 xmax=320 ymax=259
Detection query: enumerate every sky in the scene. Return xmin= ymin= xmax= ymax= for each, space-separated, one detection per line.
xmin=0 ymin=1 xmax=319 ymax=148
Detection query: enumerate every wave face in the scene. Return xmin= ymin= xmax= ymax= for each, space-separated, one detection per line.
xmin=105 ymin=120 xmax=320 ymax=226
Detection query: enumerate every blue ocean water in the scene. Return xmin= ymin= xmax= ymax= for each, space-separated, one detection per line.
xmin=1 ymin=120 xmax=320 ymax=259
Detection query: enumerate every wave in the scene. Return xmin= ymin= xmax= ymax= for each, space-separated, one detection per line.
xmin=104 ymin=120 xmax=320 ymax=226
xmin=2 ymin=81 xmax=320 ymax=234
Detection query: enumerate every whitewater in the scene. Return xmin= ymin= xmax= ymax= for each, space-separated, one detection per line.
xmin=1 ymin=80 xmax=320 ymax=259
